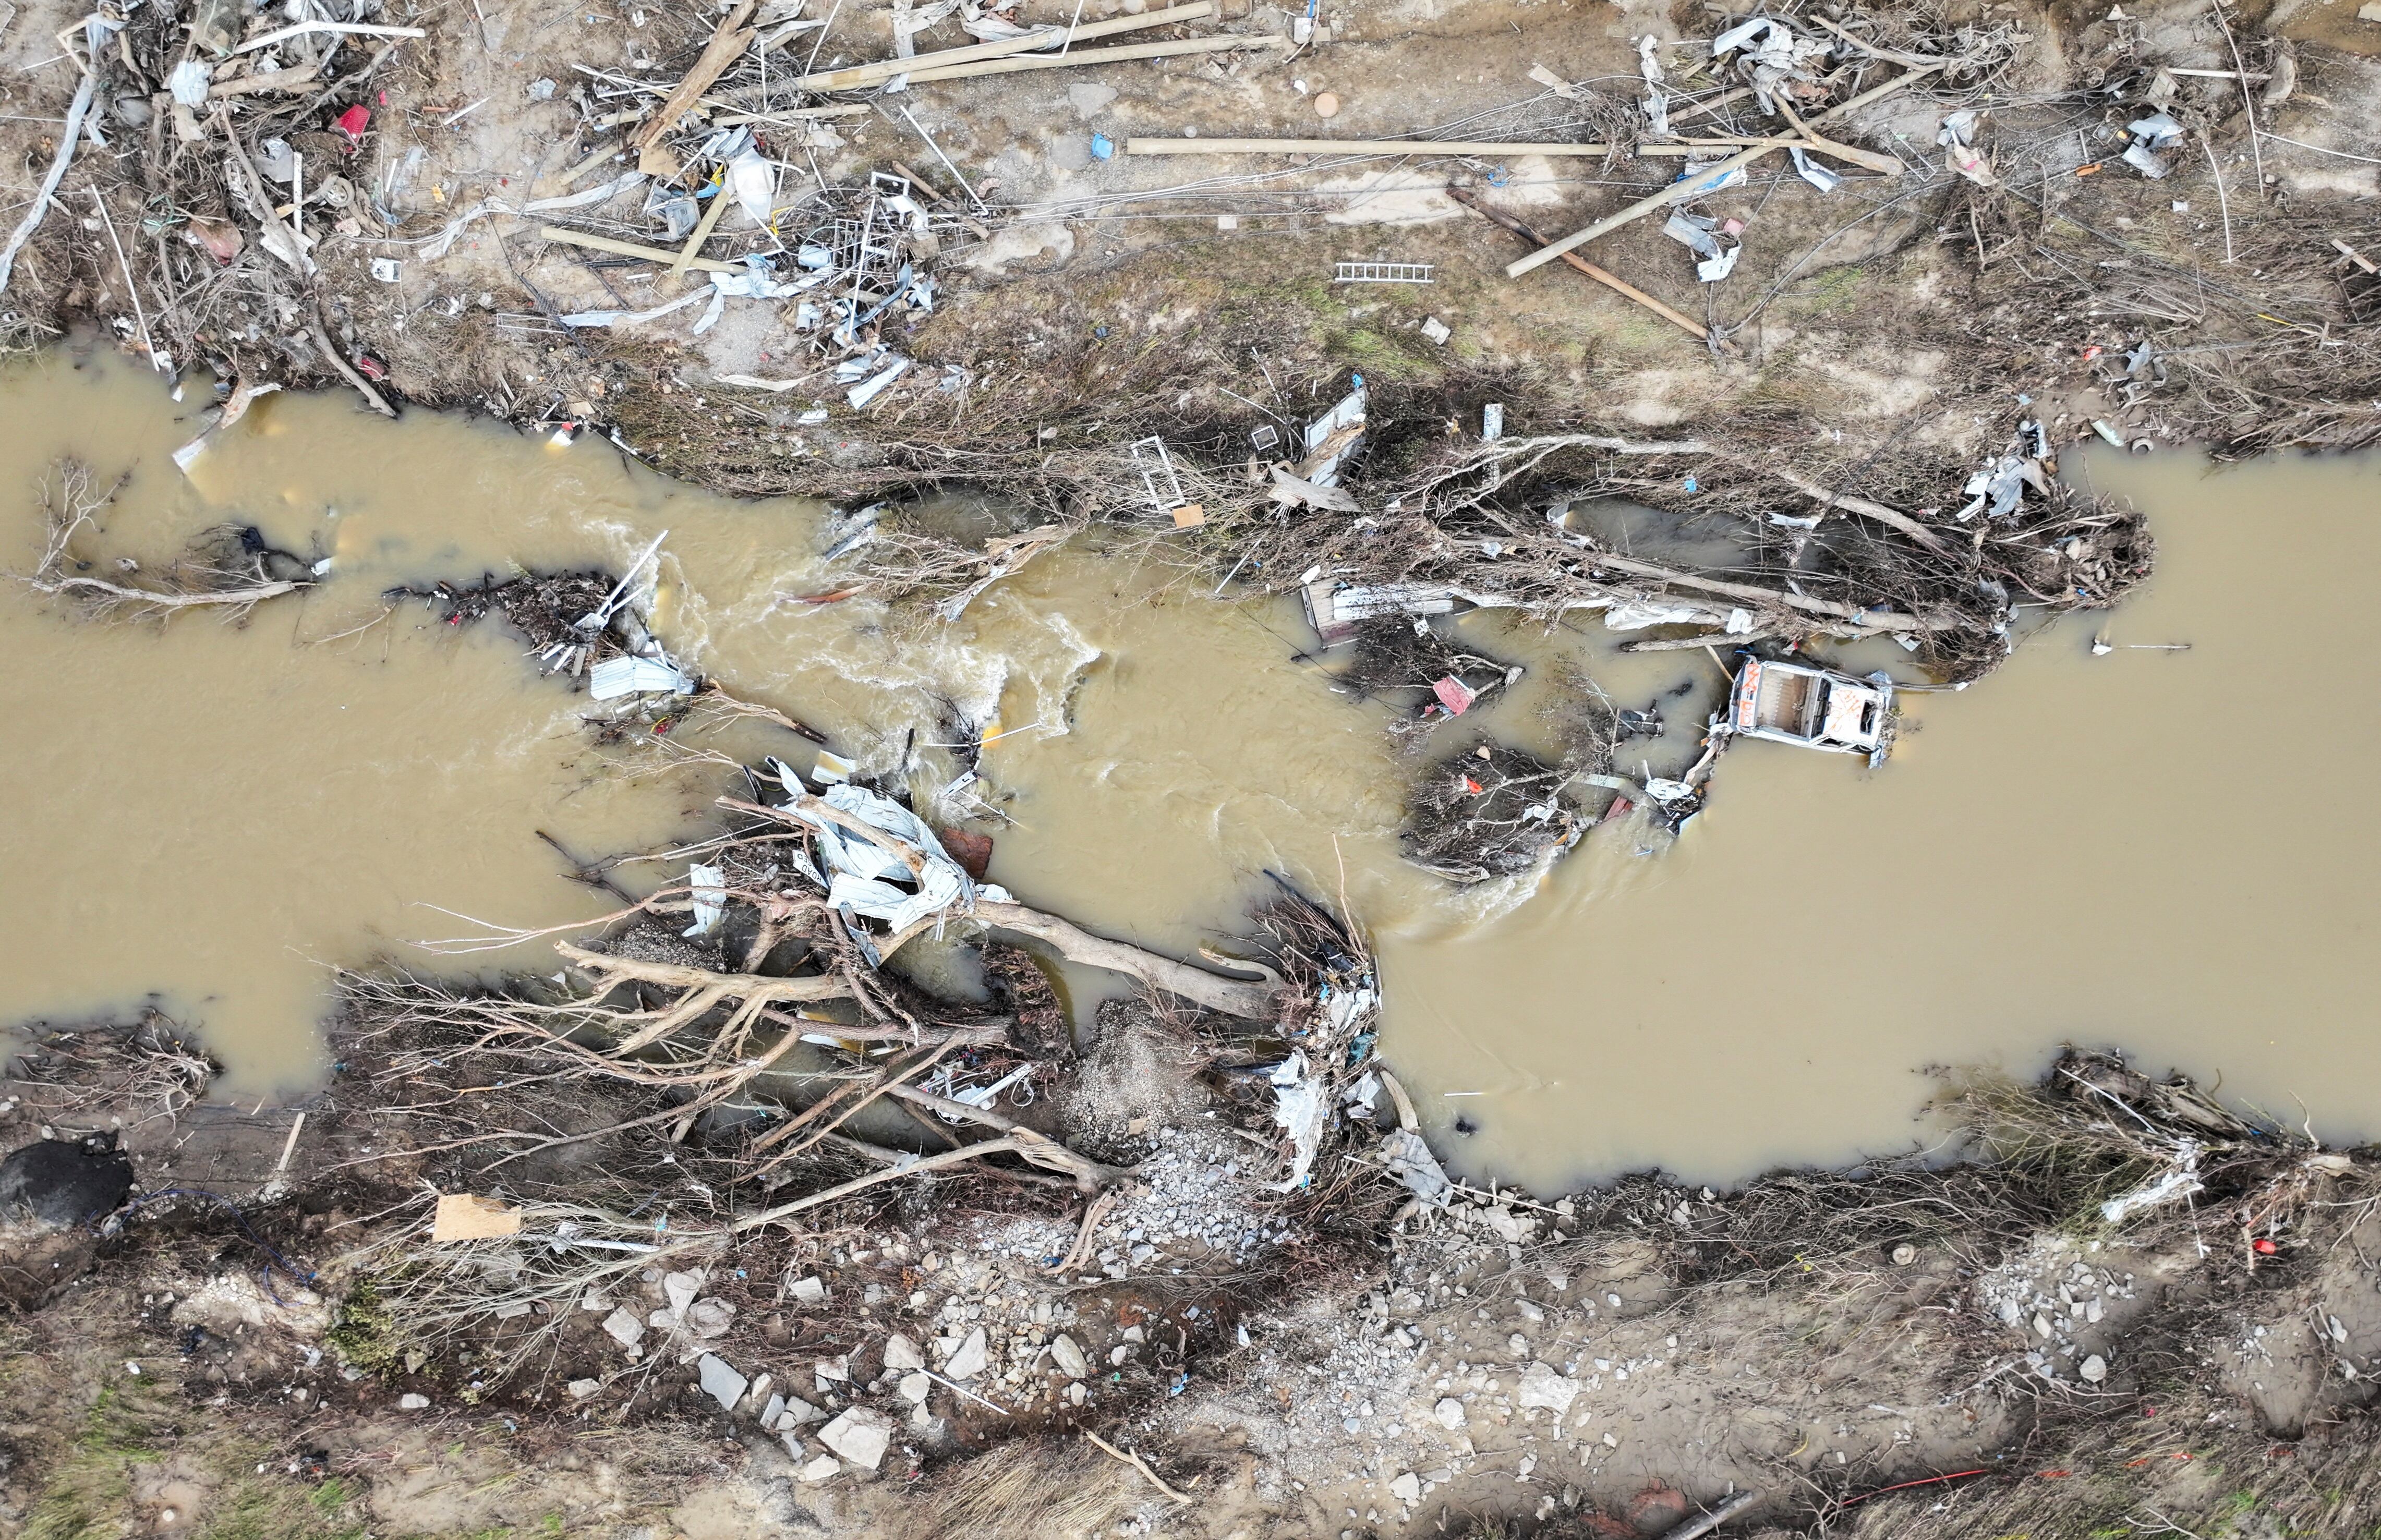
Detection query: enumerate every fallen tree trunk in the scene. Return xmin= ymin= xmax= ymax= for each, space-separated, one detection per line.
xmin=974 ymin=901 xmax=1279 ymax=1020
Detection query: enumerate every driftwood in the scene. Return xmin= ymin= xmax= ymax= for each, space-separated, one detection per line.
xmin=0 ymin=26 xmax=99 ymax=295
xmin=731 ymin=1130 xmax=1119 ymax=1227
xmin=1754 ymin=463 xmax=1951 ymax=554
xmin=973 ymin=901 xmax=1278 ymax=1020
xmin=30 ymin=575 xmax=307 ymax=609
xmin=554 ymin=941 xmax=852 ymax=1053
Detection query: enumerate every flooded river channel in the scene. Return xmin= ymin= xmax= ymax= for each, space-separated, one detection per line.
xmin=4 ymin=346 xmax=2375 ymax=1189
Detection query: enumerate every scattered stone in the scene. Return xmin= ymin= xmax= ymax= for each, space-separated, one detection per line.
xmin=762 ymin=1393 xmax=785 ymax=1427
xmin=945 ymin=1326 xmax=989 ymax=1380
xmin=1050 ymin=1332 xmax=1088 ymax=1379
xmin=899 ymin=1371 xmax=933 ymax=1403
xmin=602 ymin=1307 xmax=645 ymax=1348
xmin=1421 ymin=316 xmax=1452 ymax=347
xmin=1433 ymin=1397 xmax=1467 ymax=1430
xmin=492 ymin=1301 xmax=531 ymax=1320
xmin=398 ymin=1393 xmax=430 ymax=1410
xmin=815 ymin=1355 xmax=851 ymax=1384
xmin=1390 ymin=1472 xmax=1421 ymax=1503
xmin=799 ymin=1454 xmax=842 ymax=1483
xmin=884 ymin=1332 xmax=924 ymax=1372
xmin=778 ymin=1393 xmax=827 ymax=1427
xmin=568 ymin=1377 xmax=601 ymax=1399
xmin=791 ymin=1275 xmax=827 ymax=1304
xmin=685 ymin=1298 xmax=736 ymax=1338
xmin=698 ymin=1353 xmax=748 ymax=1412
xmin=1068 ymin=82 xmax=1118 ymax=117
xmin=663 ymin=1270 xmax=704 ymax=1316
xmin=818 ymin=1405 xmax=894 ymax=1470
xmin=1517 ymin=1361 xmax=1581 ymax=1415
xmin=2081 ymin=1354 xmax=2109 ymax=1383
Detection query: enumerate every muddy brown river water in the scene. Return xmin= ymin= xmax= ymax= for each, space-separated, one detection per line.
xmin=4 ymin=346 xmax=2375 ymax=1189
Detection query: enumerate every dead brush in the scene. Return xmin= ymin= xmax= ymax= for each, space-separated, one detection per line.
xmin=331 ymin=1194 xmax=726 ymax=1393
xmin=5 ymin=1014 xmax=217 ymax=1133
xmin=918 ymin=1434 xmax=1158 ymax=1540
xmin=21 ymin=458 xmax=312 ymax=620
xmin=1402 ymin=738 xmax=1577 ymax=884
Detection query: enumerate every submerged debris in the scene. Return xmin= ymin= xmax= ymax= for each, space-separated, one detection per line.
xmin=1402 ymin=741 xmax=1578 ymax=884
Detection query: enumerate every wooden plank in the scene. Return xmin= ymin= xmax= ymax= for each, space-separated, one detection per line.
xmin=1505 ymin=67 xmax=1937 ymax=279
xmin=635 ymin=0 xmax=759 ymax=175
xmin=790 ymin=2 xmax=1214 ymax=91
xmin=1128 ymin=136 xmax=1615 ymax=156
xmin=537 ymin=224 xmax=739 ymax=274
xmin=898 ymin=32 xmax=1283 ymax=84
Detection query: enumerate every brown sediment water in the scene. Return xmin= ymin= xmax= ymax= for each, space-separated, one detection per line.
xmin=1377 ymin=449 xmax=2381 ymax=1187
xmin=5 ymin=349 xmax=2376 ymax=1191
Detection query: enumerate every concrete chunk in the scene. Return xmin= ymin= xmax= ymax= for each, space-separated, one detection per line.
xmin=819 ymin=1405 xmax=894 ymax=1470
xmin=944 ymin=1326 xmax=988 ymax=1381
xmin=1517 ymin=1360 xmax=1581 ymax=1415
xmin=698 ymin=1353 xmax=748 ymax=1412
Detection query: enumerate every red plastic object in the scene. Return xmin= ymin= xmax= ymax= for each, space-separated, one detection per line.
xmin=356 ymin=353 xmax=388 ymax=381
xmin=2253 ymin=1237 xmax=2279 ymax=1255
xmin=336 ymin=105 xmax=370 ymax=140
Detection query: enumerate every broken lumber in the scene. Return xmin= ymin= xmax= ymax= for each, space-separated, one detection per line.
xmin=635 ymin=0 xmax=758 ymax=174
xmin=1446 ymin=185 xmax=1707 ymax=343
xmin=537 ymin=225 xmax=739 ymax=273
xmin=1507 ymin=67 xmax=1937 ymax=279
xmin=790 ymin=2 xmax=1213 ymax=91
xmin=1128 ymin=136 xmax=1616 ymax=157
xmin=898 ymin=32 xmax=1286 ymax=85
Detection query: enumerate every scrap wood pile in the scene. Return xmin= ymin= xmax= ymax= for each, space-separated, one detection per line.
xmin=315 ymin=750 xmax=1415 ymax=1399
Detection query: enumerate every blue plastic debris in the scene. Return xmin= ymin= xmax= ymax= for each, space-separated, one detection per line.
xmin=1091 ymin=132 xmax=1114 ymax=160
xmin=1683 ymin=475 xmax=1699 ymax=493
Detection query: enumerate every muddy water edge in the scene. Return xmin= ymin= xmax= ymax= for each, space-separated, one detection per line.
xmin=5 ymin=347 xmax=2377 ymax=1191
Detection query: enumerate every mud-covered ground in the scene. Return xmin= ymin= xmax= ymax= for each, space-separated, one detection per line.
xmin=6 ymin=997 xmax=2381 ymax=1540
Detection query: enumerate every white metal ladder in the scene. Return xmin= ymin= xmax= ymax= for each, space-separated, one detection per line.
xmin=1333 ymin=261 xmax=1435 ymax=284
